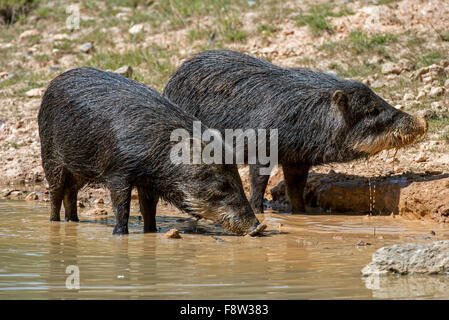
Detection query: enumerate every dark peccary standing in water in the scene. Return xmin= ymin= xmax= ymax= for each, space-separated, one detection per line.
xmin=163 ymin=50 xmax=428 ymax=214
xmin=38 ymin=67 xmax=261 ymax=235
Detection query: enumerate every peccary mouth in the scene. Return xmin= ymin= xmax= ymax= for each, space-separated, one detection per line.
xmin=353 ymin=115 xmax=427 ymax=156
xmin=184 ymin=195 xmax=259 ymax=235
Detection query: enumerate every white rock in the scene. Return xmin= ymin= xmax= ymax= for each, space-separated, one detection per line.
xmin=78 ymin=42 xmax=93 ymax=53
xmin=429 ymin=86 xmax=445 ymax=98
xmin=362 ymin=241 xmax=449 ymax=276
xmin=19 ymin=29 xmax=40 ymax=41
xmin=129 ymin=24 xmax=144 ymax=35
xmin=114 ymin=65 xmax=133 ymax=78
xmin=25 ymin=88 xmax=44 ymax=98
xmin=403 ymin=93 xmax=414 ymax=101
xmin=381 ymin=62 xmax=401 ymax=75
xmin=416 ymin=91 xmax=426 ymax=100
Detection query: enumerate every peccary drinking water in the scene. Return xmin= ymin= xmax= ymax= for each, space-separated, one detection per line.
xmin=38 ymin=67 xmax=261 ymax=235
xmin=163 ymin=50 xmax=427 ymax=213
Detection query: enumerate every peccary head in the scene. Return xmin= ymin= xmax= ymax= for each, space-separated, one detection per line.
xmin=331 ymin=81 xmax=427 ymax=158
xmin=177 ymin=163 xmax=260 ymax=235
xmin=287 ymin=74 xmax=428 ymax=164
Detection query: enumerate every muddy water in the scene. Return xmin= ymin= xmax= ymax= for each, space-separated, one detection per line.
xmin=1 ymin=200 xmax=449 ymax=300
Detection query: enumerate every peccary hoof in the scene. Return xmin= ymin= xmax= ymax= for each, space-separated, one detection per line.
xmin=247 ymin=223 xmax=267 ymax=237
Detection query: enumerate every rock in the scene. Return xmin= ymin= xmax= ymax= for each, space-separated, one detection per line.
xmin=82 ymin=208 xmax=109 ymax=217
xmin=78 ymin=42 xmax=93 ymax=53
xmin=52 ymin=34 xmax=70 ymax=42
xmin=429 ymin=86 xmax=445 ymax=98
xmin=403 ymin=93 xmax=414 ymax=101
xmin=25 ymin=192 xmax=38 ymax=201
xmin=416 ymin=109 xmax=437 ymax=119
xmin=19 ymin=29 xmax=40 ymax=41
xmin=25 ymin=88 xmax=44 ymax=98
xmin=356 ymin=240 xmax=372 ymax=246
xmin=394 ymin=104 xmax=404 ymax=110
xmin=397 ymin=59 xmax=414 ymax=72
xmin=361 ymin=241 xmax=449 ymax=276
xmin=114 ymin=65 xmax=133 ymax=78
xmin=412 ymin=64 xmax=446 ymax=82
xmin=416 ymin=90 xmax=426 ymax=100
xmin=381 ymin=62 xmax=401 ymax=75
xmin=445 ymin=79 xmax=449 ymax=88
xmin=163 ymin=228 xmax=182 ymax=239
xmin=94 ymin=198 xmax=104 ymax=205
xmin=129 ymin=24 xmax=144 ymax=35
xmin=414 ymin=155 xmax=428 ymax=163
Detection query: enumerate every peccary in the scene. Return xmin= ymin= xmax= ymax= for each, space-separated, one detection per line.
xmin=163 ymin=50 xmax=427 ymax=213
xmin=38 ymin=67 xmax=260 ymax=235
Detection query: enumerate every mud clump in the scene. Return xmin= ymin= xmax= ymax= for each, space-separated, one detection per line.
xmin=268 ymin=173 xmax=449 ymax=222
xmin=163 ymin=229 xmax=182 ymax=239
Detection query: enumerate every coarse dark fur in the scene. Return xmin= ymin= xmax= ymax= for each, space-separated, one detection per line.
xmin=38 ymin=67 xmax=259 ymax=235
xmin=163 ymin=50 xmax=427 ymax=213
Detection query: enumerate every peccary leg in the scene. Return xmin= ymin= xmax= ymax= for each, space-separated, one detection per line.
xmin=49 ymin=185 xmax=64 ymax=222
xmin=137 ymin=187 xmax=159 ymax=233
xmin=109 ymin=184 xmax=132 ymax=235
xmin=249 ymin=164 xmax=270 ymax=213
xmin=282 ymin=163 xmax=310 ymax=213
xmin=63 ymin=173 xmax=79 ymax=222
xmin=47 ymin=168 xmax=66 ymax=222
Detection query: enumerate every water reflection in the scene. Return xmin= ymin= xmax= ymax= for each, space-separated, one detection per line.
xmin=1 ymin=200 xmax=449 ymax=299
xmin=363 ymin=274 xmax=449 ymax=299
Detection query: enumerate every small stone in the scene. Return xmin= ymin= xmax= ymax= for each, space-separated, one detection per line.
xmin=403 ymin=93 xmax=414 ymax=101
xmin=25 ymin=88 xmax=44 ymax=98
xmin=129 ymin=24 xmax=144 ymax=35
xmin=78 ymin=42 xmax=93 ymax=53
xmin=398 ymin=58 xmax=414 ymax=71
xmin=429 ymin=86 xmax=445 ymax=98
xmin=25 ymin=192 xmax=39 ymax=201
xmin=381 ymin=62 xmax=401 ymax=75
xmin=414 ymin=155 xmax=428 ymax=163
xmin=356 ymin=240 xmax=372 ymax=246
xmin=82 ymin=208 xmax=109 ymax=216
xmin=94 ymin=198 xmax=104 ymax=205
xmin=114 ymin=65 xmax=133 ymax=78
xmin=163 ymin=228 xmax=182 ymax=239
xmin=430 ymin=230 xmax=436 ymax=236
xmin=416 ymin=91 xmax=426 ymax=100
xmin=52 ymin=34 xmax=70 ymax=41
xmin=394 ymin=104 xmax=404 ymax=110
xmin=19 ymin=29 xmax=40 ymax=41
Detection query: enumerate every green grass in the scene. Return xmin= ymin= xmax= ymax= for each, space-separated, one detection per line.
xmin=257 ymin=24 xmax=278 ymax=37
xmin=86 ymin=44 xmax=176 ymax=90
xmin=346 ymin=30 xmax=398 ymax=54
xmin=319 ymin=30 xmax=398 ymax=59
xmin=294 ymin=3 xmax=353 ymax=34
xmin=427 ymin=117 xmax=449 ymax=137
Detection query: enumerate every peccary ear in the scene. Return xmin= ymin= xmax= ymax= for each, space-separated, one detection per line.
xmin=332 ymin=90 xmax=349 ymax=112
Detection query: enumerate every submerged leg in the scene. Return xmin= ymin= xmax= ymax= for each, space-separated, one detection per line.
xmin=109 ymin=183 xmax=132 ymax=235
xmin=282 ymin=163 xmax=310 ymax=213
xmin=249 ymin=164 xmax=271 ymax=213
xmin=137 ymin=187 xmax=159 ymax=233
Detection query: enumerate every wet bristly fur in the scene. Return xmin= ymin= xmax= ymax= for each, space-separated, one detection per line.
xmin=163 ymin=50 xmax=427 ymax=213
xmin=38 ymin=67 xmax=258 ymax=234
xmin=164 ymin=50 xmax=426 ymax=165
